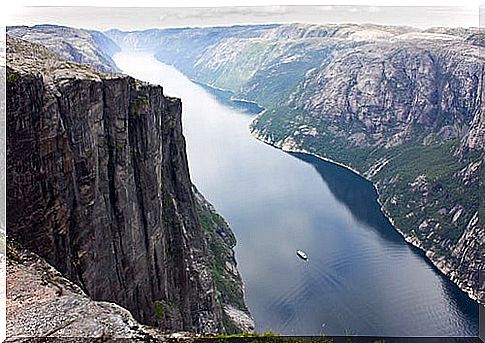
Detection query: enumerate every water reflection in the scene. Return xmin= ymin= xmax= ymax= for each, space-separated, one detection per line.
xmin=291 ymin=152 xmax=402 ymax=243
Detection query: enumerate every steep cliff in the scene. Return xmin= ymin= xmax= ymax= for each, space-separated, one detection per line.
xmin=107 ymin=23 xmax=484 ymax=303
xmin=6 ymin=35 xmax=248 ymax=334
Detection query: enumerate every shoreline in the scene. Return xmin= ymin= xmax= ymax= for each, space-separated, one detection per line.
xmin=249 ymin=124 xmax=479 ymax=303
xmin=190 ymin=79 xmax=265 ymax=114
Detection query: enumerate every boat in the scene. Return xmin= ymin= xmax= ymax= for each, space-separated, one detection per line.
xmin=296 ymin=250 xmax=308 ymax=260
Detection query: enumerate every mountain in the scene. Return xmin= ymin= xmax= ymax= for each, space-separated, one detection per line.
xmin=7 ymin=24 xmax=121 ymax=73
xmin=105 ymin=25 xmax=278 ymax=76
xmin=106 ymin=23 xmax=484 ymax=303
xmin=6 ymin=34 xmax=251 ymax=336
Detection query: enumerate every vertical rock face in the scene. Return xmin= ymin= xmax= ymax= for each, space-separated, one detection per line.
xmin=6 ymin=36 xmax=223 ymax=333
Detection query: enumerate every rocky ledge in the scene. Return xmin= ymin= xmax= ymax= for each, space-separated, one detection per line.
xmin=7 ymin=242 xmax=157 ymax=341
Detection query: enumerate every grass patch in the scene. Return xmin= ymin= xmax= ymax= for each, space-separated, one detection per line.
xmin=154 ymin=301 xmax=165 ymax=320
xmin=7 ymin=70 xmax=20 ymax=84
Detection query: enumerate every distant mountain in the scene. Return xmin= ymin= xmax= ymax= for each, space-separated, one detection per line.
xmin=105 ymin=24 xmax=279 ymax=76
xmin=7 ymin=24 xmax=121 ymax=73
xmin=107 ymin=23 xmax=484 ymax=303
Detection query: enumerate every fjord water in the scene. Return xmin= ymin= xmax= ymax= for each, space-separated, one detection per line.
xmin=113 ymin=52 xmax=478 ymax=336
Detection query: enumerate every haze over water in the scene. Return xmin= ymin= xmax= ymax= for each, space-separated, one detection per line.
xmin=114 ymin=52 xmax=478 ymax=336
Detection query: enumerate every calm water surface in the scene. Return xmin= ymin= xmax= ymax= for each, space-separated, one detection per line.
xmin=114 ymin=52 xmax=478 ymax=336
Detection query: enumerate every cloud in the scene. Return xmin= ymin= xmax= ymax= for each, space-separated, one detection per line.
xmin=159 ymin=6 xmax=289 ymax=22
xmin=367 ymin=6 xmax=381 ymax=13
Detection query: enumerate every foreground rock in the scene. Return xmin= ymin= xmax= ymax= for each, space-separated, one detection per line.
xmin=7 ymin=243 xmax=156 ymax=341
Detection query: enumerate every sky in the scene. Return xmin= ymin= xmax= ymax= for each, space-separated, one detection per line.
xmin=7 ymin=5 xmax=482 ymax=31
